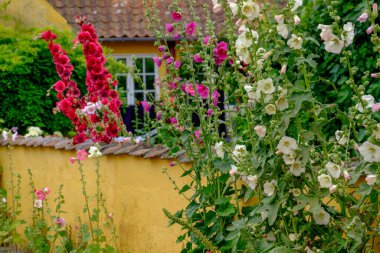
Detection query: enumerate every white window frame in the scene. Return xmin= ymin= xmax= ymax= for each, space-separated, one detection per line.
xmin=113 ymin=54 xmax=159 ymax=105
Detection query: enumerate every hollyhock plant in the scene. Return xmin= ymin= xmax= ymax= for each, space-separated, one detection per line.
xmin=185 ymin=22 xmax=197 ymax=36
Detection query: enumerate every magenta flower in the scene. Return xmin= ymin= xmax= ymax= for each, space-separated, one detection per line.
xmin=153 ymin=56 xmax=162 ymax=67
xmin=184 ymin=84 xmax=196 ymax=96
xmin=171 ymin=12 xmax=182 ymax=21
xmin=174 ymin=60 xmax=181 ymax=69
xmin=55 ymin=217 xmax=66 ymax=227
xmin=174 ymin=33 xmax=181 ymax=40
xmin=372 ymin=103 xmax=380 ymax=112
xmin=35 ymin=190 xmax=46 ymax=201
xmin=203 ymin=35 xmax=210 ymax=45
xmin=207 ymin=109 xmax=213 ymax=116
xmin=141 ymin=101 xmax=151 ymax=113
xmin=158 ymin=45 xmax=165 ymax=52
xmin=166 ymin=57 xmax=174 ymax=64
xmin=185 ymin=22 xmax=197 ymax=36
xmin=69 ymin=157 xmax=76 ymax=164
xmin=196 ymin=84 xmax=209 ymax=99
xmin=193 ymin=54 xmax=204 ymax=63
xmin=157 ymin=111 xmax=162 ymax=120
xmin=170 ymin=117 xmax=178 ymax=124
xmin=367 ymin=25 xmax=374 ymax=34
xmin=77 ymin=149 xmax=88 ymax=161
xmin=165 ymin=23 xmax=174 ymax=33
xmin=212 ymin=90 xmax=219 ymax=106
xmin=169 ymin=162 xmax=176 ymax=167
xmin=195 ymin=129 xmax=201 ymax=139
xmin=213 ymin=41 xmax=228 ymax=65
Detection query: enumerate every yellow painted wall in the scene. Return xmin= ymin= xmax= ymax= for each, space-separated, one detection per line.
xmin=0 ymin=0 xmax=71 ymax=30
xmin=0 ymin=146 xmax=190 ymax=253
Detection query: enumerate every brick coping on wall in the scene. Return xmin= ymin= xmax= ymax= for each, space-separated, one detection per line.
xmin=0 ymin=136 xmax=190 ymax=163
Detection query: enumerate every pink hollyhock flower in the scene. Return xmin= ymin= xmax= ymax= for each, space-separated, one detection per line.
xmin=166 ymin=57 xmax=174 ymax=64
xmin=153 ymin=56 xmax=162 ymax=67
xmin=196 ymin=84 xmax=209 ymax=99
xmin=194 ymin=129 xmax=201 ymax=139
xmin=367 ymin=25 xmax=374 ymax=34
xmin=77 ymin=149 xmax=88 ymax=161
xmin=213 ymin=41 xmax=228 ymax=65
xmin=212 ymin=90 xmax=219 ymax=106
xmin=165 ymin=23 xmax=174 ymax=33
xmin=372 ymin=103 xmax=380 ymax=112
xmin=185 ymin=22 xmax=197 ymax=36
xmin=207 ymin=109 xmax=213 ymax=116
xmin=158 ymin=45 xmax=165 ymax=52
xmin=35 ymin=190 xmax=46 ymax=201
xmin=53 ymin=80 xmax=66 ymax=93
xmin=193 ymin=54 xmax=204 ymax=63
xmin=141 ymin=101 xmax=151 ymax=113
xmin=169 ymin=162 xmax=176 ymax=166
xmin=171 ymin=12 xmax=182 ymax=21
xmin=69 ymin=157 xmax=77 ymax=164
xmin=204 ymin=35 xmax=210 ymax=45
xmin=173 ymin=33 xmax=181 ymax=40
xmin=55 ymin=217 xmax=66 ymax=227
xmin=170 ymin=117 xmax=178 ymax=124
xmin=156 ymin=111 xmax=162 ymax=120
xmin=358 ymin=13 xmax=368 ymax=23
xmin=43 ymin=187 xmax=51 ymax=194
xmin=40 ymin=30 xmax=57 ymax=41
xmin=174 ymin=60 xmax=181 ymax=69
xmin=185 ymin=84 xmax=196 ymax=96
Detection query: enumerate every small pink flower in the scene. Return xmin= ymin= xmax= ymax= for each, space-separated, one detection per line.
xmin=158 ymin=45 xmax=165 ymax=52
xmin=371 ymin=72 xmax=379 ymax=78
xmin=170 ymin=117 xmax=178 ymax=124
xmin=343 ymin=170 xmax=350 ymax=181
xmin=165 ymin=23 xmax=174 ymax=33
xmin=207 ymin=109 xmax=213 ymax=116
xmin=174 ymin=60 xmax=181 ymax=69
xmin=203 ymin=35 xmax=210 ymax=45
xmin=229 ymin=166 xmax=237 ymax=177
xmin=196 ymin=84 xmax=210 ymax=99
xmin=373 ymin=3 xmax=378 ymax=12
xmin=69 ymin=157 xmax=76 ymax=164
xmin=108 ymin=213 xmax=113 ymax=219
xmin=171 ymin=12 xmax=182 ymax=21
xmin=372 ymin=103 xmax=380 ymax=112
xmin=77 ymin=149 xmax=88 ymax=161
xmin=358 ymin=13 xmax=368 ymax=23
xmin=157 ymin=111 xmax=162 ymax=120
xmin=367 ymin=25 xmax=374 ymax=34
xmin=213 ymin=41 xmax=228 ymax=65
xmin=43 ymin=187 xmax=50 ymax=194
xmin=212 ymin=90 xmax=219 ymax=106
xmin=185 ymin=84 xmax=196 ymax=96
xmin=294 ymin=15 xmax=301 ymax=25
xmin=55 ymin=217 xmax=66 ymax=227
xmin=35 ymin=190 xmax=47 ymax=201
xmin=173 ymin=33 xmax=181 ymax=40
xmin=194 ymin=129 xmax=201 ymax=139
xmin=193 ymin=54 xmax=203 ymax=63
xmin=169 ymin=162 xmax=176 ymax=167
xmin=166 ymin=57 xmax=174 ymax=64
xmin=153 ymin=56 xmax=162 ymax=67
xmin=141 ymin=101 xmax=151 ymax=113
xmin=185 ymin=22 xmax=197 ymax=36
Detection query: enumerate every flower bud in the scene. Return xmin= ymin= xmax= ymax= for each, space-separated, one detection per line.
xmin=329 ymin=185 xmax=337 ymax=193
xmin=343 ymin=170 xmax=350 ymax=181
xmin=358 ymin=13 xmax=368 ymax=23
xmin=294 ymin=15 xmax=301 ymax=25
xmin=373 ymin=3 xmax=378 ymax=18
xmin=371 ymin=72 xmax=379 ymax=78
xmin=366 ymin=175 xmax=377 ymax=185
xmin=280 ymin=64 xmax=287 ymax=75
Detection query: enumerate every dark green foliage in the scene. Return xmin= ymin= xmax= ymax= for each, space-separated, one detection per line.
xmin=0 ymin=25 xmax=87 ymax=135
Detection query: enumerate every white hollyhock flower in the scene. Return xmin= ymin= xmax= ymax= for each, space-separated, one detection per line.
xmin=375 ymin=124 xmax=380 ymax=140
xmin=324 ymin=35 xmax=344 ymax=54
xmin=291 ymin=0 xmax=303 ymax=12
xmin=275 ymin=15 xmax=284 ymax=24
xmin=356 ymin=95 xmax=375 ymax=113
xmin=277 ymin=136 xmax=298 ymax=155
xmin=230 ymin=165 xmax=238 ymax=176
xmin=318 ymin=174 xmax=332 ymax=188
xmin=34 ymin=199 xmax=43 ymax=209
xmin=366 ymin=174 xmax=377 ymax=185
xmin=263 ymin=180 xmax=276 ymax=196
xmin=265 ymin=104 xmax=277 ymax=115
xmin=236 ymin=32 xmax=253 ymax=48
xmin=358 ymin=141 xmax=380 ymax=162
xmin=287 ymin=34 xmax=303 ymax=49
xmin=335 ymin=130 xmax=348 ymax=145
xmin=229 ymin=2 xmax=238 ymax=16
xmin=326 ymin=162 xmax=341 ymax=179
xmin=2 ymin=130 xmax=7 ymax=140
xmin=318 ymin=24 xmax=333 ymax=41
xmin=289 ymin=160 xmax=305 ymax=176
xmin=236 ymin=46 xmax=250 ymax=63
xmin=275 ymin=95 xmax=289 ymax=111
xmin=246 ymin=175 xmax=258 ymax=189
xmin=241 ymin=0 xmax=260 ymax=20
xmin=329 ymin=185 xmax=337 ymax=193
xmin=88 ymin=146 xmax=102 ymax=158
xmin=313 ymin=209 xmax=330 ymax=225
xmin=257 ymin=78 xmax=275 ymax=94
xmin=256 ymin=59 xmax=263 ymax=70
xmin=244 ymin=85 xmax=258 ymax=100
xmin=1 ymin=197 xmax=6 ymax=203
xmin=283 ymin=154 xmax=295 ymax=165
xmin=342 ymin=22 xmax=355 ymax=46
xmin=254 ymin=125 xmax=266 ymax=138
xmin=277 ymin=23 xmax=289 ymax=39
xmin=289 ymin=233 xmax=297 ymax=242
xmin=215 ymin=141 xmax=224 ymax=158
xmin=233 ymin=144 xmax=247 ymax=162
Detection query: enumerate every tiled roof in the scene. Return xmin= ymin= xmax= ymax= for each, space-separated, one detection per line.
xmin=47 ymin=0 xmax=226 ymax=39
xmin=0 ymin=136 xmax=190 ymax=163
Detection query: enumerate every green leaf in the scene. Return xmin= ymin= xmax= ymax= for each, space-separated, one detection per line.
xmin=186 ymin=201 xmax=199 ymax=218
xmin=215 ymin=196 xmax=231 ymax=205
xmin=216 ymin=203 xmax=235 ymax=217
xmin=179 ymin=184 xmax=190 ymax=194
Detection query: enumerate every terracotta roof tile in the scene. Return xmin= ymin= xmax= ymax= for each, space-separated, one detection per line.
xmin=47 ymin=0 xmax=226 ymax=39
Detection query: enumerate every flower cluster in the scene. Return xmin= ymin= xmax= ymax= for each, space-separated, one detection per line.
xmin=40 ymin=18 xmax=125 ymax=144
xmin=34 ymin=187 xmax=50 ymax=209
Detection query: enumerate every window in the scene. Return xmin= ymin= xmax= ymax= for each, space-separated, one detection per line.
xmin=114 ymin=55 xmax=159 ymax=105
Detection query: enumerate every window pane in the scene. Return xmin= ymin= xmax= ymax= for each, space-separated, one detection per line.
xmin=146 ymin=75 xmax=155 ymax=89
xmin=116 ymin=75 xmax=127 ymax=87
xmin=135 ymin=92 xmax=144 ymax=103
xmin=117 ymin=58 xmax=126 ymax=65
xmin=146 ymin=92 xmax=156 ymax=102
xmin=135 ymin=58 xmax=143 ymax=72
xmin=134 ymin=78 xmax=145 ymax=90
xmin=146 ymin=58 xmax=154 ymax=73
